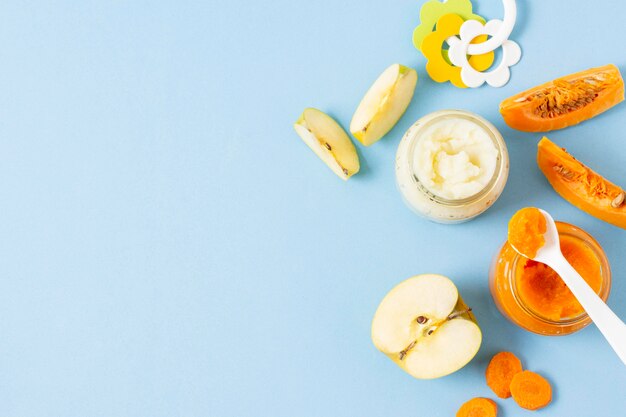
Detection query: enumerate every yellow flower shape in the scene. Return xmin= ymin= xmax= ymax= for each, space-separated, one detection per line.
xmin=413 ymin=0 xmax=485 ymax=52
xmin=422 ymin=13 xmax=494 ymax=88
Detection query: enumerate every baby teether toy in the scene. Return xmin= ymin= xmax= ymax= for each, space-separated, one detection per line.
xmin=412 ymin=0 xmax=485 ymax=52
xmin=448 ymin=0 xmax=520 ymax=87
xmin=415 ymin=0 xmax=522 ymax=88
xmin=462 ymin=0 xmax=517 ymax=56
xmin=448 ymin=19 xmax=521 ymax=87
xmin=422 ymin=14 xmax=494 ymax=88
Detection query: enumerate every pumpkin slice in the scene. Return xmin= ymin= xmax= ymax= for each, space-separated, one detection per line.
xmin=501 ymin=65 xmax=624 ymax=132
xmin=537 ymin=137 xmax=625 ymax=229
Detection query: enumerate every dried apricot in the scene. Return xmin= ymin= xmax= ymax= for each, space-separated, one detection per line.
xmin=456 ymin=397 xmax=497 ymax=417
xmin=485 ymin=352 xmax=523 ymax=398
xmin=510 ymin=370 xmax=552 ymax=411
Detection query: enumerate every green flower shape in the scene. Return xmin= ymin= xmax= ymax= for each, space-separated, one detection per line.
xmin=413 ymin=0 xmax=485 ymax=52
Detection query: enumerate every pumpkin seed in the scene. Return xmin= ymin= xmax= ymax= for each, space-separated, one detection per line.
xmin=611 ymin=192 xmax=625 ymax=208
xmin=553 ymin=165 xmax=575 ymax=180
xmin=531 ymin=73 xmax=613 ymax=118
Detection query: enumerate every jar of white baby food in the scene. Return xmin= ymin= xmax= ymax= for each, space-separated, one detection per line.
xmin=396 ymin=110 xmax=509 ymax=223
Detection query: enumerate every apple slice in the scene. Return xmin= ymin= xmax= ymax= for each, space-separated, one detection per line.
xmin=371 ymin=274 xmax=482 ymax=379
xmin=350 ymin=64 xmax=418 ymax=146
xmin=294 ymin=108 xmax=360 ymax=180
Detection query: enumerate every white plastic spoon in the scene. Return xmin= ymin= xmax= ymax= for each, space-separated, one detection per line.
xmin=510 ymin=209 xmax=626 ymax=366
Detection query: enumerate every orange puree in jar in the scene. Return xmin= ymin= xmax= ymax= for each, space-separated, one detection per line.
xmin=515 ymin=234 xmax=603 ymax=321
xmin=489 ymin=221 xmax=611 ymax=336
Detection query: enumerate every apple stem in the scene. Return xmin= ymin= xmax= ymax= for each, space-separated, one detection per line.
xmin=398 ymin=340 xmax=416 ymax=361
xmin=447 ymin=308 xmax=472 ymax=321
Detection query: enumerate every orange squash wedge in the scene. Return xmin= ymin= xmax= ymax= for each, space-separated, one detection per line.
xmin=537 ymin=137 xmax=625 ymax=229
xmin=501 ymin=65 xmax=624 ymax=132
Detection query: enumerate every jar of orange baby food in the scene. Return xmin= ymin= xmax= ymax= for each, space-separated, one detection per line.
xmin=489 ymin=221 xmax=611 ymax=336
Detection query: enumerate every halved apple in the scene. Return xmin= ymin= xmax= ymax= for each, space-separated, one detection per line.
xmin=371 ymin=274 xmax=481 ymax=379
xmin=350 ymin=64 xmax=418 ymax=146
xmin=294 ymin=108 xmax=360 ymax=180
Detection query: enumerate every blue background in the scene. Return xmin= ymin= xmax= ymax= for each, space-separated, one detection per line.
xmin=0 ymin=1 xmax=624 ymax=416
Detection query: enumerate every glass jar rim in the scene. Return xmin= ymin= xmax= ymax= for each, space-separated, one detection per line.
xmin=506 ymin=221 xmax=612 ymax=327
xmin=400 ymin=109 xmax=508 ymax=206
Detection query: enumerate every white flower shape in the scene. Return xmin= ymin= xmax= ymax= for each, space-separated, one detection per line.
xmin=448 ymin=19 xmax=521 ymax=88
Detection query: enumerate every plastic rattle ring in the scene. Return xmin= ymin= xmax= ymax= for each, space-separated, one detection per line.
xmin=422 ymin=14 xmax=495 ymax=88
xmin=464 ymin=0 xmax=517 ymax=55
xmin=448 ymin=19 xmax=522 ymax=88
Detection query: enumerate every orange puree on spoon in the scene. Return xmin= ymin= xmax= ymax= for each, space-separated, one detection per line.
xmin=507 ymin=207 xmax=546 ymax=258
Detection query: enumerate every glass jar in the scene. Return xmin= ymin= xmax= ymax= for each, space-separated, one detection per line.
xmin=395 ymin=110 xmax=509 ymax=224
xmin=489 ymin=222 xmax=612 ymax=336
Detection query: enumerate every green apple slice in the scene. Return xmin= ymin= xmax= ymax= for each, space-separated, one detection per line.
xmin=371 ymin=274 xmax=482 ymax=379
xmin=350 ymin=64 xmax=418 ymax=146
xmin=294 ymin=108 xmax=360 ymax=180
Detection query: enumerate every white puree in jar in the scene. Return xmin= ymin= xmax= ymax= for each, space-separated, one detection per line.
xmin=396 ymin=110 xmax=509 ymax=224
xmin=413 ymin=118 xmax=498 ymax=200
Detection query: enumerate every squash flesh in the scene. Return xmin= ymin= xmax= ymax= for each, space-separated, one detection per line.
xmin=537 ymin=137 xmax=625 ymax=229
xmin=501 ymin=65 xmax=624 ymax=132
